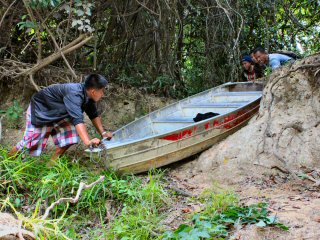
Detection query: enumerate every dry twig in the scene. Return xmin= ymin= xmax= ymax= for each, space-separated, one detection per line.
xmin=271 ymin=165 xmax=289 ymax=174
xmin=0 ymin=0 xmax=17 ymax=28
xmin=41 ymin=175 xmax=105 ymax=220
xmin=167 ymin=184 xmax=193 ymax=197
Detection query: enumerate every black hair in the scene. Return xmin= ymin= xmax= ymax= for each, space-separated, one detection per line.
xmin=252 ymin=47 xmax=267 ymax=54
xmin=84 ymin=74 xmax=108 ymax=90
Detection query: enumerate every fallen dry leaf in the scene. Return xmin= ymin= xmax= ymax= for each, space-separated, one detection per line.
xmin=181 ymin=208 xmax=191 ymax=213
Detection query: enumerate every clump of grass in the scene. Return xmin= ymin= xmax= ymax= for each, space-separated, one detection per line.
xmin=199 ymin=187 xmax=239 ymax=216
xmin=31 ymin=158 xmax=86 ymax=214
xmin=107 ymin=203 xmax=162 ymax=239
xmin=106 ymin=171 xmax=170 ymax=239
xmin=0 ymin=147 xmax=38 ymax=192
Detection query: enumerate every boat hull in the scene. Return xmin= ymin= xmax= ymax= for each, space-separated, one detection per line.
xmin=117 ymin=114 xmax=254 ymax=174
xmin=87 ymin=82 xmax=262 ymax=174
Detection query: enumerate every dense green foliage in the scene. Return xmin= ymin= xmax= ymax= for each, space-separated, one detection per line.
xmin=1 ymin=0 xmax=319 ymax=97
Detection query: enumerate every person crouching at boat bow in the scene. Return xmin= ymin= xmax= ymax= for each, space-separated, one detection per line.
xmin=9 ymin=74 xmax=113 ymax=165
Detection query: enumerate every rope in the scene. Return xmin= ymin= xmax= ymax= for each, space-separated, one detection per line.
xmin=89 ymin=142 xmax=108 ymax=165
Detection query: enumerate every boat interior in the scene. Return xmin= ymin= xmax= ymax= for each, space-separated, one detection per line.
xmin=103 ymin=82 xmax=263 ymax=148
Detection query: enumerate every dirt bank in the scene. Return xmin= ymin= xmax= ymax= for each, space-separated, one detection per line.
xmin=176 ymin=53 xmax=320 ymax=186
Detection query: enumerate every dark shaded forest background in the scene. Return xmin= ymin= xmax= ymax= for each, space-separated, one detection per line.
xmin=1 ymin=0 xmax=319 ymax=98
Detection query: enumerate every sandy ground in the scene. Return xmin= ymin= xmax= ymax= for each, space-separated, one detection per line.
xmin=164 ymin=157 xmax=320 ymax=240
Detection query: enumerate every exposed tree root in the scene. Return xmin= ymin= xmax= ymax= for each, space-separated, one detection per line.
xmin=0 ymin=60 xmax=76 ymax=91
xmin=0 ymin=34 xmax=92 ymax=91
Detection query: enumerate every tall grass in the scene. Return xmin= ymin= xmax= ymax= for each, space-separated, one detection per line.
xmin=106 ymin=172 xmax=170 ymax=239
xmin=0 ymin=148 xmax=38 ymax=192
xmin=0 ymin=147 xmax=171 ymax=239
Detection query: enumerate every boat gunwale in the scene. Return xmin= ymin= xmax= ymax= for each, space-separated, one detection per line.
xmin=114 ymin=82 xmax=260 ymax=130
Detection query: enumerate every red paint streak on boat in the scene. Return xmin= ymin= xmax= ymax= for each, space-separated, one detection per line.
xmin=160 ymin=108 xmax=252 ymax=141
xmin=161 ymin=129 xmax=193 ymax=141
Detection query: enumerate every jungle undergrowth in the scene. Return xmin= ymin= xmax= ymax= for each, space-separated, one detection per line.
xmin=0 ymin=147 xmax=288 ymax=239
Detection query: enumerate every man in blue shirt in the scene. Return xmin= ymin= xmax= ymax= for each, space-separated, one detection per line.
xmin=253 ymin=47 xmax=293 ymax=70
xmin=10 ymin=74 xmax=113 ymax=164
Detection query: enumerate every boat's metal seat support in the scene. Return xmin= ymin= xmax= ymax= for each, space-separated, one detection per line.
xmin=212 ymin=92 xmax=262 ymax=103
xmin=153 ymin=116 xmax=194 ymax=123
xmin=213 ymin=91 xmax=262 ymax=96
xmin=182 ymin=102 xmax=246 ymax=108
